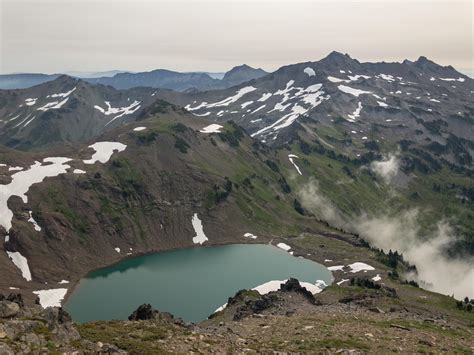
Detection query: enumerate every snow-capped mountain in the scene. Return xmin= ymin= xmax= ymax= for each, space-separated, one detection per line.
xmin=0 ymin=75 xmax=160 ymax=149
xmin=160 ymin=52 xmax=472 ymax=155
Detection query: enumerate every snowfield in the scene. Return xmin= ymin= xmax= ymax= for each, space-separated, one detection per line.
xmin=327 ymin=262 xmax=375 ymax=274
xmin=276 ymin=243 xmax=291 ymax=251
xmin=347 ymin=102 xmax=363 ymax=121
xmin=186 ymin=86 xmax=257 ymax=111
xmin=199 ymin=124 xmax=223 ymax=133
xmin=347 ymin=262 xmax=375 ymax=273
xmin=304 ymin=67 xmax=316 ymax=76
xmin=243 ymin=232 xmax=258 ymax=239
xmin=6 ymin=251 xmax=32 ymax=281
xmin=337 ymin=85 xmax=372 ymax=97
xmin=83 ymin=142 xmax=127 ymax=164
xmin=192 ymin=213 xmax=208 ymax=244
xmin=0 ymin=157 xmax=72 ymax=232
xmin=33 ymin=288 xmax=68 ymax=308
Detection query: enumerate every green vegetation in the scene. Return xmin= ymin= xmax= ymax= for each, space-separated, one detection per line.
xmin=46 ymin=186 xmax=91 ymax=235
xmin=174 ymin=137 xmax=190 ymax=153
xmin=135 ymin=130 xmax=158 ymax=145
xmin=77 ymin=321 xmax=169 ymax=355
xmin=218 ymin=121 xmax=245 ymax=147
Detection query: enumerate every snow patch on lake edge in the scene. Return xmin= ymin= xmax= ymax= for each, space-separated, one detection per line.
xmin=253 ymin=279 xmax=327 ymax=295
xmin=276 ymin=242 xmax=291 ymax=251
xmin=192 ymin=213 xmax=208 ymax=244
xmin=213 ymin=279 xmax=328 ymax=315
xmin=33 ymin=288 xmax=68 ymax=308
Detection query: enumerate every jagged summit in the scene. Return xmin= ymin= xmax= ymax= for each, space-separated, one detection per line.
xmin=318 ymin=51 xmax=359 ymax=66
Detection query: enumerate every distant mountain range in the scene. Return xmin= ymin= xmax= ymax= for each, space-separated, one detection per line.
xmin=0 ymin=65 xmax=268 ymax=91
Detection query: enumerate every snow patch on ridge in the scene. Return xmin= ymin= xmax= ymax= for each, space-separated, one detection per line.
xmin=304 ymin=67 xmax=316 ymax=76
xmin=288 ymin=154 xmax=302 ymax=175
xmin=6 ymin=251 xmax=32 ymax=281
xmin=337 ymin=85 xmax=372 ymax=97
xmin=83 ymin=142 xmax=127 ymax=165
xmin=25 ymin=98 xmax=37 ymax=106
xmin=199 ymin=124 xmax=223 ymax=133
xmin=186 ymin=86 xmax=257 ymax=111
xmin=347 ymin=102 xmax=363 ymax=121
xmin=0 ymin=157 xmax=72 ymax=232
xmin=37 ymin=98 xmax=69 ymax=112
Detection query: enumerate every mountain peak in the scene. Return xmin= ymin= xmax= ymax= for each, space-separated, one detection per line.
xmin=53 ymin=74 xmax=81 ymax=85
xmin=413 ymin=55 xmax=443 ymax=69
xmin=225 ymin=64 xmax=266 ymax=75
xmin=319 ymin=51 xmax=358 ymax=66
xmin=222 ymin=64 xmax=268 ymax=85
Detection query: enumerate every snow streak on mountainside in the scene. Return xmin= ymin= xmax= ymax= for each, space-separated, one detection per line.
xmin=0 ymin=76 xmax=158 ymax=149
xmin=163 ymin=52 xmax=472 ymax=151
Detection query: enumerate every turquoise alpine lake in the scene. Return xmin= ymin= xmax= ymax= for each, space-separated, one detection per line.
xmin=64 ymin=244 xmax=333 ymax=323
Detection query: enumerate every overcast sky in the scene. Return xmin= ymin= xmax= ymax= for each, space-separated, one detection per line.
xmin=0 ymin=0 xmax=472 ymax=74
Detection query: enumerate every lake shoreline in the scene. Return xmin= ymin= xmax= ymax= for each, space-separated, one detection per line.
xmin=63 ymin=243 xmax=335 ymax=323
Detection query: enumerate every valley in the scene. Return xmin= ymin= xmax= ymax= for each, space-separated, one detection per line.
xmin=0 ymin=52 xmax=472 ymax=353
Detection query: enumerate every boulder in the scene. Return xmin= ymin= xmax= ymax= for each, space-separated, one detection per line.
xmin=0 ymin=301 xmax=20 ymax=318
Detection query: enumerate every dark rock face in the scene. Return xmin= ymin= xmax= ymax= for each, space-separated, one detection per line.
xmin=233 ymin=294 xmax=278 ymax=321
xmin=128 ymin=303 xmax=176 ymax=323
xmin=41 ymin=307 xmax=73 ymax=325
xmin=0 ymin=293 xmax=24 ymax=308
xmin=279 ymin=278 xmax=317 ymax=304
xmin=128 ymin=303 xmax=158 ymax=320
xmin=219 ymin=278 xmax=320 ymax=321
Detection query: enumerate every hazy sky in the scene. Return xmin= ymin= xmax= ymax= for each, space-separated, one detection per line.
xmin=0 ymin=0 xmax=472 ymax=74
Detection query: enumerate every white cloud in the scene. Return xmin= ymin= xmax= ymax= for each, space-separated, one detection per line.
xmin=370 ymin=153 xmax=400 ymax=183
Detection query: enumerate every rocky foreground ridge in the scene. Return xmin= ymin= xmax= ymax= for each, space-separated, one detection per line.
xmin=0 ymin=277 xmax=473 ymax=354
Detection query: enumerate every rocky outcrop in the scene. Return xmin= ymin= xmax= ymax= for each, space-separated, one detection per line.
xmin=0 ymin=292 xmax=119 ymax=354
xmin=279 ymin=278 xmax=318 ymax=304
xmin=128 ymin=303 xmax=186 ymax=326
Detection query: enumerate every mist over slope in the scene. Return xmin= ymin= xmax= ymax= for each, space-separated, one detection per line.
xmin=298 ymin=178 xmax=473 ymax=298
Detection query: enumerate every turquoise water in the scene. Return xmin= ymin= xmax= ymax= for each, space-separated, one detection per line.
xmin=64 ymin=244 xmax=332 ymax=323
